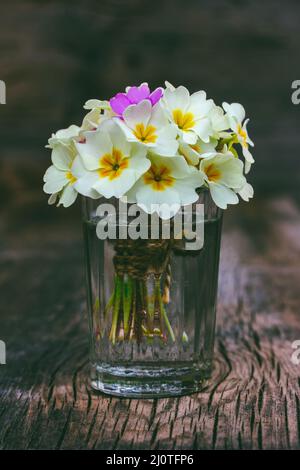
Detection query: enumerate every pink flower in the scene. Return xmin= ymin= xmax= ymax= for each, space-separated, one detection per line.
xmin=110 ymin=83 xmax=163 ymax=117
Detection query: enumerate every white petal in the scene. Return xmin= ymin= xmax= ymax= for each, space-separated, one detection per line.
xmin=58 ymin=185 xmax=78 ymax=208
xmin=123 ymin=100 xmax=152 ymax=129
xmin=222 ymin=102 xmax=246 ymax=123
xmin=173 ymin=178 xmax=202 ymax=205
xmin=181 ymin=130 xmax=198 ymax=145
xmin=135 ymin=184 xmax=181 ymax=219
xmin=163 ymin=86 xmax=190 ymax=112
xmin=71 ymin=155 xmax=87 ymax=178
xmin=189 ymin=93 xmax=214 ymax=116
xmin=83 ymin=99 xmax=110 ymax=110
xmin=148 ymin=102 xmax=169 ymax=128
xmin=179 ymin=141 xmax=200 ymax=165
xmin=209 ymin=106 xmax=230 ymax=132
xmin=76 ymin=130 xmax=112 ymax=170
xmin=43 ymin=166 xmax=67 ymax=194
xmin=164 ymin=81 xmax=175 ymax=91
xmin=154 ymin=125 xmax=179 ymax=156
xmin=193 ymin=118 xmax=213 ymax=142
xmin=238 ymin=182 xmax=254 ymax=201
xmin=243 ymin=119 xmax=254 ymax=147
xmin=48 ymin=125 xmax=80 ymax=147
xmin=100 ymin=119 xmax=131 ymax=155
xmin=74 ymin=172 xmax=100 ymax=198
xmin=114 ymin=119 xmax=137 ymax=142
xmin=217 ymin=156 xmax=246 ymax=188
xmin=209 ymin=183 xmax=239 ymax=209
xmin=242 ymin=145 xmax=255 ymax=164
xmin=51 ymin=145 xmax=73 ymax=170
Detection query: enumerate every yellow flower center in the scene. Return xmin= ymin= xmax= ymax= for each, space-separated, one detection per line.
xmin=203 ymin=163 xmax=221 ymax=182
xmin=173 ymin=109 xmax=195 ymax=131
xmin=98 ymin=148 xmax=129 ymax=180
xmin=143 ymin=163 xmax=175 ymax=191
xmin=133 ymin=123 xmax=157 ymax=143
xmin=65 ymin=171 xmax=77 ymax=185
xmin=237 ymin=125 xmax=248 ymax=148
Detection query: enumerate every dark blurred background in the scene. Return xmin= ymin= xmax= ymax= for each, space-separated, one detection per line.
xmin=0 ymin=0 xmax=300 ymax=226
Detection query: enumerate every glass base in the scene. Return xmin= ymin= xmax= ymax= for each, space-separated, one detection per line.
xmin=91 ymin=362 xmax=212 ymax=398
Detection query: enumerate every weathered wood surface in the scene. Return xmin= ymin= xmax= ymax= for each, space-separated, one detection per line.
xmin=0 ymin=195 xmax=300 ymax=449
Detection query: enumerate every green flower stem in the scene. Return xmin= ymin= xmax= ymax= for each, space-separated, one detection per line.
xmin=109 ymin=275 xmax=122 ymax=344
xmin=160 ymin=303 xmax=175 ymax=343
xmin=123 ymin=275 xmax=133 ymax=338
xmin=130 ymin=281 xmax=136 ymax=340
xmin=104 ymin=291 xmax=115 ymax=318
xmin=155 ymin=277 xmax=175 ymax=343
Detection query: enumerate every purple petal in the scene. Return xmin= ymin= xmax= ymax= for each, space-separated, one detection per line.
xmin=110 ymin=93 xmax=131 ymax=115
xmin=126 ymin=83 xmax=150 ymax=104
xmin=149 ymin=87 xmax=164 ymax=105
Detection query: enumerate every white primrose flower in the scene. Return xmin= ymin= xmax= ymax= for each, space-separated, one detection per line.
xmin=81 ymin=99 xmax=113 ymax=131
xmin=178 ymin=138 xmax=218 ymax=166
xmin=115 ymin=100 xmax=178 ymax=157
xmin=162 ymin=85 xmax=214 ymax=144
xmin=222 ymin=102 xmax=254 ymax=173
xmin=209 ymin=105 xmax=230 ymax=138
xmin=47 ymin=125 xmax=81 ymax=149
xmin=200 ymin=152 xmax=246 ymax=209
xmin=75 ymin=119 xmax=150 ymax=199
xmin=43 ymin=151 xmax=93 ymax=208
xmin=126 ymin=154 xmax=204 ymax=219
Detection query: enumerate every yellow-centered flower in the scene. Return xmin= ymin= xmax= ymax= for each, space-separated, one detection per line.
xmin=202 ymin=163 xmax=221 ymax=182
xmin=65 ymin=171 xmax=77 ymax=184
xmin=143 ymin=163 xmax=175 ymax=191
xmin=133 ymin=123 xmax=157 ymax=143
xmin=98 ymin=148 xmax=129 ymax=180
xmin=172 ymin=109 xmax=195 ymax=131
xmin=237 ymin=124 xmax=248 ymax=148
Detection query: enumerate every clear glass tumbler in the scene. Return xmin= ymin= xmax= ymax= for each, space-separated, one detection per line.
xmin=82 ymin=190 xmax=223 ymax=397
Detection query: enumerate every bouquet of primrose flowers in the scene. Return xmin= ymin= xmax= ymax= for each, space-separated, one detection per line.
xmin=43 ymin=82 xmax=254 ymax=345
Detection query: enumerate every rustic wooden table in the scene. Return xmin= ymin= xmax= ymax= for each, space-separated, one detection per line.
xmin=1 ymin=196 xmax=300 ymax=450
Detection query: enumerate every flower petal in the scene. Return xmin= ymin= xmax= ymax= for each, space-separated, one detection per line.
xmin=110 ymin=93 xmax=131 ymax=116
xmin=123 ymin=100 xmax=152 ymax=129
xmin=51 ymin=145 xmax=73 ymax=170
xmin=126 ymin=83 xmax=150 ymax=104
xmin=76 ymin=130 xmax=112 ymax=170
xmin=149 ymin=87 xmax=164 ymax=105
xmin=223 ymin=102 xmax=246 ymax=123
xmin=43 ymin=166 xmax=68 ymax=194
xmin=209 ymin=182 xmax=239 ymax=209
xmin=58 ymin=185 xmax=78 ymax=208
xmin=163 ymin=85 xmax=190 ymax=112
xmin=193 ymin=118 xmax=213 ymax=142
xmin=74 ymin=172 xmax=100 ymax=198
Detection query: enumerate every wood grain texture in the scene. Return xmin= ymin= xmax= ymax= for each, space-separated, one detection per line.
xmin=0 ymin=195 xmax=300 ymax=449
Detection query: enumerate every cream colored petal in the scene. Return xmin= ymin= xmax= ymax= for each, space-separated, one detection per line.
xmin=51 ymin=145 xmax=73 ymax=170
xmin=123 ymin=100 xmax=152 ymax=129
xmin=100 ymin=119 xmax=131 ymax=156
xmin=222 ymin=102 xmax=246 ymax=123
xmin=43 ymin=166 xmax=68 ymax=194
xmin=58 ymin=185 xmax=78 ymax=208
xmin=209 ymin=182 xmax=239 ymax=209
xmin=76 ymin=130 xmax=112 ymax=170
xmin=163 ymin=85 xmax=190 ymax=112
